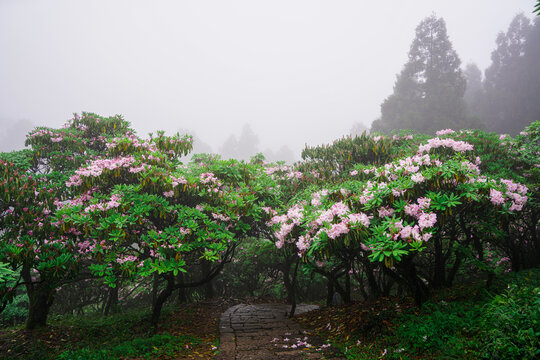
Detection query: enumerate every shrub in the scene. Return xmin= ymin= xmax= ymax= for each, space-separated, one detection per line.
xmin=480 ymin=283 xmax=540 ymax=360
xmin=0 ymin=293 xmax=28 ymax=326
xmin=395 ymin=301 xmax=482 ymax=357
xmin=57 ymin=332 xmax=201 ymax=360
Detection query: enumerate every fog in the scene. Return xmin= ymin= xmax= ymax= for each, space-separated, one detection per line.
xmin=0 ymin=0 xmax=534 ymax=159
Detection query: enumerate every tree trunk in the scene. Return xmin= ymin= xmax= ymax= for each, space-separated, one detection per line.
xmin=104 ymin=284 xmax=119 ymax=316
xmin=177 ymin=272 xmax=188 ymax=304
xmin=326 ymin=277 xmax=334 ymax=306
xmin=151 ymin=275 xmax=174 ymax=327
xmin=531 ymin=211 xmax=540 ymax=268
xmin=445 ymin=251 xmax=463 ymax=287
xmin=343 ymin=271 xmax=351 ymax=304
xmin=151 ymin=272 xmax=159 ymax=307
xmin=362 ymin=255 xmax=381 ymax=298
xmin=26 ymin=284 xmax=55 ymax=330
xmin=282 ymin=257 xmax=294 ymax=303
xmin=431 ymin=236 xmax=446 ymax=288
xmin=202 ymin=260 xmax=214 ymax=299
xmin=288 ymin=258 xmax=300 ymax=317
xmin=398 ymin=256 xmax=429 ymax=306
xmin=22 ymin=265 xmax=55 ymax=330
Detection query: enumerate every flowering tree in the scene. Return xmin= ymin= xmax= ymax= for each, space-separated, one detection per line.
xmin=268 ymin=130 xmax=531 ymax=305
xmin=0 ymin=113 xmax=132 ymax=329
xmin=445 ymin=125 xmax=539 ymax=271
xmin=58 ymin=129 xmax=279 ymax=325
xmin=2 ymin=111 xmax=536 ymax=328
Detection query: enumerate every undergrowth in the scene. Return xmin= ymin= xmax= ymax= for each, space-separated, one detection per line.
xmin=298 ymin=268 xmax=540 ymax=360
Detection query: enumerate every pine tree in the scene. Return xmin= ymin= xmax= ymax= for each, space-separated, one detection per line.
xmin=521 ymin=17 xmax=540 ymax=127
xmin=372 ymin=15 xmax=467 ymax=134
xmin=483 ymin=14 xmax=532 ymax=134
xmin=463 ymin=63 xmax=485 ymax=127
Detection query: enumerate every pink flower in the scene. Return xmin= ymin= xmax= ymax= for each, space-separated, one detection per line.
xmin=275 ymin=223 xmax=294 ymax=242
xmin=411 ymin=225 xmax=422 ymax=241
xmin=392 ymin=188 xmax=405 ymax=197
xmin=405 ymin=203 xmax=421 ymax=218
xmin=327 ymin=222 xmax=349 ymax=239
xmin=404 ymin=165 xmax=419 ymax=173
xmin=411 ymin=173 xmax=425 ymax=183
xmin=418 ymin=212 xmax=437 ymax=229
xmin=200 ymin=172 xmax=218 ymax=184
xmin=399 ymin=225 xmax=413 ymax=239
xmin=171 ymin=176 xmax=187 ymax=187
xmin=163 ymin=190 xmax=174 ymax=198
xmin=315 ymin=209 xmax=333 ymax=225
xmin=347 ymin=213 xmax=370 ymax=228
xmin=330 ymin=202 xmax=349 ymax=217
xmin=378 ymin=206 xmax=394 ymax=218
xmin=489 ymin=189 xmax=505 ymax=205
xmin=129 ymin=165 xmax=146 ymax=173
xmin=417 ymin=197 xmax=431 ymax=210
xmin=296 ymin=236 xmax=312 ymax=253
xmin=212 ymin=213 xmax=230 ymax=222
xmin=417 ymin=137 xmax=473 ymax=154
xmin=435 ymin=129 xmax=455 ymax=136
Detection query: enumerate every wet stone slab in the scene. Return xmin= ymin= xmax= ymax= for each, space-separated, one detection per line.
xmin=216 ymin=303 xmax=345 ymax=360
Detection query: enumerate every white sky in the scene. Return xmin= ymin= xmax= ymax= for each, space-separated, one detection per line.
xmin=0 ymin=0 xmax=535 ymax=156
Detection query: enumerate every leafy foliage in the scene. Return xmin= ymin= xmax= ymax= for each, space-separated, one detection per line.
xmin=372 ymin=15 xmax=469 ymax=133
xmin=481 ymin=283 xmax=540 ymax=360
xmin=57 ymin=333 xmax=202 ymax=360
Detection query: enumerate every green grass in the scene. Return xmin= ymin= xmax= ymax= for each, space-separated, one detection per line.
xmin=326 ymin=268 xmax=540 ymax=360
xmin=57 ymin=332 xmax=201 ymax=360
xmin=0 ymin=304 xmax=206 ymax=360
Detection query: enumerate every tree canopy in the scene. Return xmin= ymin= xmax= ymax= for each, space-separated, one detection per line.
xmin=371 ymin=15 xmax=468 ymax=134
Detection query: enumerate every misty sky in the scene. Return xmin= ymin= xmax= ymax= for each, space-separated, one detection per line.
xmin=0 ymin=0 xmax=535 ymax=157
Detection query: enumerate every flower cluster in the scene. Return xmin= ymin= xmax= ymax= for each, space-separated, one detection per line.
xmin=435 ymin=128 xmax=456 ymax=136
xmin=66 ymin=156 xmax=136 ymax=186
xmin=267 ymin=204 xmax=305 ymax=249
xmin=489 ymin=179 xmax=528 ymax=211
xmin=392 ymin=134 xmax=414 ymax=141
xmin=417 ymin=137 xmax=474 ymax=154
xmin=84 ymin=194 xmax=122 ymax=213
xmin=268 ymin=136 xmax=530 ymax=259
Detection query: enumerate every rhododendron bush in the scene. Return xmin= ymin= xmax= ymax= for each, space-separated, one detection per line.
xmin=1 ymin=112 xmax=538 ymax=329
xmin=267 ymin=127 xmax=536 ymax=304
xmin=57 ymin=129 xmax=281 ymax=325
xmin=0 ymin=113 xmax=133 ymax=329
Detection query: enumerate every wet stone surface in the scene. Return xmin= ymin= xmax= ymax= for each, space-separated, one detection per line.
xmin=216 ymin=304 xmax=345 ymax=360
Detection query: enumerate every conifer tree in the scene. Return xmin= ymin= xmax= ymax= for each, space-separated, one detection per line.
xmin=483 ymin=13 xmax=532 ymax=134
xmin=372 ymin=15 xmax=467 ymax=134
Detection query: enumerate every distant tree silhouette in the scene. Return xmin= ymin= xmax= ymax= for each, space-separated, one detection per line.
xmin=463 ymin=63 xmax=486 ymax=128
xmin=236 ymin=124 xmax=259 ymax=160
xmin=0 ymin=119 xmax=34 ymax=152
xmin=350 ymin=122 xmax=368 ymax=136
xmin=264 ymin=145 xmax=296 ymax=164
xmin=219 ymin=124 xmax=260 ymax=161
xmin=219 ymin=134 xmax=239 ymax=159
xmin=177 ymin=129 xmax=213 ymax=160
xmin=371 ymin=15 xmax=468 ymax=134
xmin=482 ymin=14 xmax=539 ymax=134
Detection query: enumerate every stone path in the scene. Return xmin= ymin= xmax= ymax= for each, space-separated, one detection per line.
xmin=216 ymin=303 xmax=345 ymax=360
